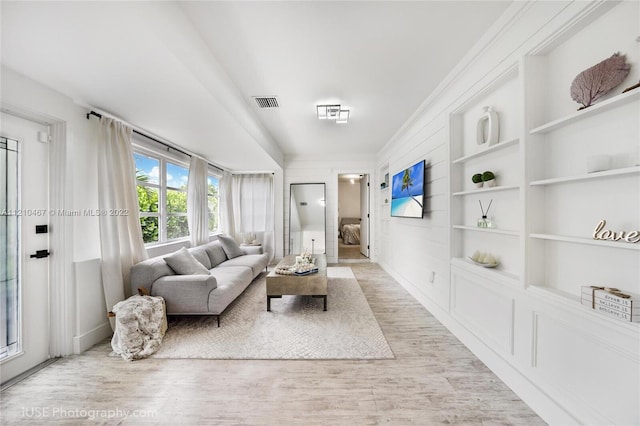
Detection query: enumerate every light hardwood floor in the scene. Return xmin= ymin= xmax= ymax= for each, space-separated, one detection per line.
xmin=0 ymin=263 xmax=545 ymax=425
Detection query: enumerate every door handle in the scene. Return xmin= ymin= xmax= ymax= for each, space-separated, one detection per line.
xmin=30 ymin=250 xmax=50 ymax=259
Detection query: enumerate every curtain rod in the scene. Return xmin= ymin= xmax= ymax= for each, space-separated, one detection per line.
xmin=86 ymin=110 xmax=191 ymax=157
xmin=86 ymin=110 xmax=225 ymax=173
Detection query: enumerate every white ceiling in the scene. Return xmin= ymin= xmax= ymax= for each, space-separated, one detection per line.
xmin=1 ymin=1 xmax=511 ymax=171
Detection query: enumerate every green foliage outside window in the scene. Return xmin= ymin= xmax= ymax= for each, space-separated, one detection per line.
xmin=140 ymin=216 xmax=159 ymax=244
xmin=208 ymin=178 xmax=219 ymax=232
xmin=167 ymin=189 xmax=188 ymax=239
xmin=135 ymin=162 xmax=220 ymax=244
xmin=137 ymin=172 xmax=159 ymax=243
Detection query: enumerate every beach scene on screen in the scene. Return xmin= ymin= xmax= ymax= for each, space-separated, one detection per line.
xmin=391 ymin=161 xmax=424 ymax=218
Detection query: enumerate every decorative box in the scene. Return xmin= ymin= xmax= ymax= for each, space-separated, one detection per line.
xmin=581 ymin=286 xmax=640 ymax=323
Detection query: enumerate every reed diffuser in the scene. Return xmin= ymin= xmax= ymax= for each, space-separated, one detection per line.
xmin=477 ymin=199 xmax=494 ymax=228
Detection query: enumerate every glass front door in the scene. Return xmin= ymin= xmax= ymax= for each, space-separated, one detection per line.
xmin=0 ymin=136 xmax=20 ymax=359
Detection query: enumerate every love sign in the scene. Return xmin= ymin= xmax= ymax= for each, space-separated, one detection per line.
xmin=592 ymin=220 xmax=640 ymax=243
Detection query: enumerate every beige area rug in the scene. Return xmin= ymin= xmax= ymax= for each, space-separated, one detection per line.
xmin=151 ymin=267 xmax=395 ymax=360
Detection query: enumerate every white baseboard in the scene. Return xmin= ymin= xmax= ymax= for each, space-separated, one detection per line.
xmin=378 ymin=261 xmax=579 ymax=425
xmin=73 ymin=321 xmax=112 ymax=354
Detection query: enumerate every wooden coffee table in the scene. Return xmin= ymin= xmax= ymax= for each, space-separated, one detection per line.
xmin=266 ymin=254 xmax=328 ymax=311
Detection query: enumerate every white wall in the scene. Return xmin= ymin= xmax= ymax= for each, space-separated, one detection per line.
xmin=375 ymin=2 xmax=639 ymax=425
xmin=1 ymin=66 xmax=109 ymax=354
xmin=338 ymin=181 xmax=361 ymax=220
xmin=377 ymin=118 xmax=450 ymax=306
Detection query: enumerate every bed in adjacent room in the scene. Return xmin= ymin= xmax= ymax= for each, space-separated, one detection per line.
xmin=339 ymin=217 xmax=361 ymax=245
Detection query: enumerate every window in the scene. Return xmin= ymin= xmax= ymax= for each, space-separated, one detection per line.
xmin=134 ymin=151 xmax=189 ymax=244
xmin=207 ymin=174 xmax=220 ymax=233
xmin=135 ymin=152 xmax=160 ymax=244
xmin=166 ymin=162 xmax=189 ymax=240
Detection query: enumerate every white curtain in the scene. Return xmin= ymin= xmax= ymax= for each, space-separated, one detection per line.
xmin=231 ymin=174 xmax=275 ymax=262
xmin=187 ymin=156 xmax=209 ymax=247
xmin=97 ymin=117 xmax=147 ymax=329
xmin=220 ymin=170 xmax=235 ymax=239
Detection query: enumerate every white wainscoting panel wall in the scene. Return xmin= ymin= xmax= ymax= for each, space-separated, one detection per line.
xmin=73 ymin=259 xmax=111 ymax=354
xmin=375 ymin=2 xmax=640 ymax=424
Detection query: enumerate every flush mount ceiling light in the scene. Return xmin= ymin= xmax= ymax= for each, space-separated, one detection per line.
xmin=317 ymin=104 xmax=350 ymax=124
xmin=336 ymin=109 xmax=350 ymax=124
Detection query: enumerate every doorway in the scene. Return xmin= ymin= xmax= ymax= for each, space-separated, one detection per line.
xmin=1 ymin=113 xmax=51 ymax=383
xmin=337 ymin=173 xmax=370 ymax=263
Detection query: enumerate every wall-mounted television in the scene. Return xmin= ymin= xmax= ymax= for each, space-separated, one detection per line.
xmin=391 ymin=160 xmax=425 ymax=218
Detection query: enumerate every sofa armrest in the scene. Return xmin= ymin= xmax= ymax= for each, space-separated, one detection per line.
xmin=241 ymin=245 xmax=263 ymax=255
xmin=151 ymin=275 xmax=217 ymax=314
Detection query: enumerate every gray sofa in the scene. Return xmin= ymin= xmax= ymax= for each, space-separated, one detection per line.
xmin=130 ymin=240 xmax=269 ymax=326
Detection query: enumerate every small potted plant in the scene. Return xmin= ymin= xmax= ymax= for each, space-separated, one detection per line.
xmin=472 ymin=173 xmax=483 ymax=188
xmin=481 ymin=171 xmax=496 ymax=187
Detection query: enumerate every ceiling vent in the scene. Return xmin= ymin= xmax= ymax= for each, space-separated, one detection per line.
xmin=253 ymin=96 xmax=280 ymax=108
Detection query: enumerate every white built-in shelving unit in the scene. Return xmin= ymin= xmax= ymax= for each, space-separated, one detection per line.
xmin=452 ymin=225 xmax=519 ymax=236
xmin=451 ymin=185 xmax=519 ymax=196
xmin=449 ymin=64 xmax=523 ymax=282
xmin=523 ymin=19 xmax=640 ymax=306
xmin=451 ymin=136 xmax=520 ymax=164
xmin=529 ymin=233 xmax=640 ymax=250
xmin=448 ymin=1 xmax=640 ymax=322
xmin=529 ymin=165 xmax=640 ymax=186
xmin=444 ymin=3 xmax=639 ymax=424
xmin=529 ymin=89 xmax=640 ymax=134
xmin=379 ymin=187 xmax=390 ymax=206
xmin=375 ymin=164 xmax=390 ymax=262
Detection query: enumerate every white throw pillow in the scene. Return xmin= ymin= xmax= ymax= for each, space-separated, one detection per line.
xmin=217 ymin=235 xmax=244 ymax=259
xmin=163 ymin=247 xmax=211 ymax=275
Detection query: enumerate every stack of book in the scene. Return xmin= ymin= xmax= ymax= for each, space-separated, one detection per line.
xmin=581 ymin=286 xmax=639 ymax=323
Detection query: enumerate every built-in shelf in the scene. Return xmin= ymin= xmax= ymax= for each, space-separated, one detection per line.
xmin=451 ymin=257 xmax=519 ymax=282
xmin=530 ymin=233 xmax=640 ymax=250
xmin=530 ymin=166 xmax=640 ymax=186
xmin=452 ymin=185 xmax=519 ymax=196
xmin=527 ymin=285 xmax=640 ymax=329
xmin=530 ymin=89 xmax=640 ymax=135
xmin=527 ymin=284 xmax=581 ymax=304
xmin=452 ymin=137 xmax=519 ymax=164
xmin=453 ymin=225 xmax=519 ymax=236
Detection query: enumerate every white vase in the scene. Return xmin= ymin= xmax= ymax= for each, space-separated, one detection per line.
xmin=474 ymin=182 xmax=483 ymax=188
xmin=483 ymin=179 xmax=496 ymax=188
xmin=476 ymin=106 xmax=500 ymax=146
